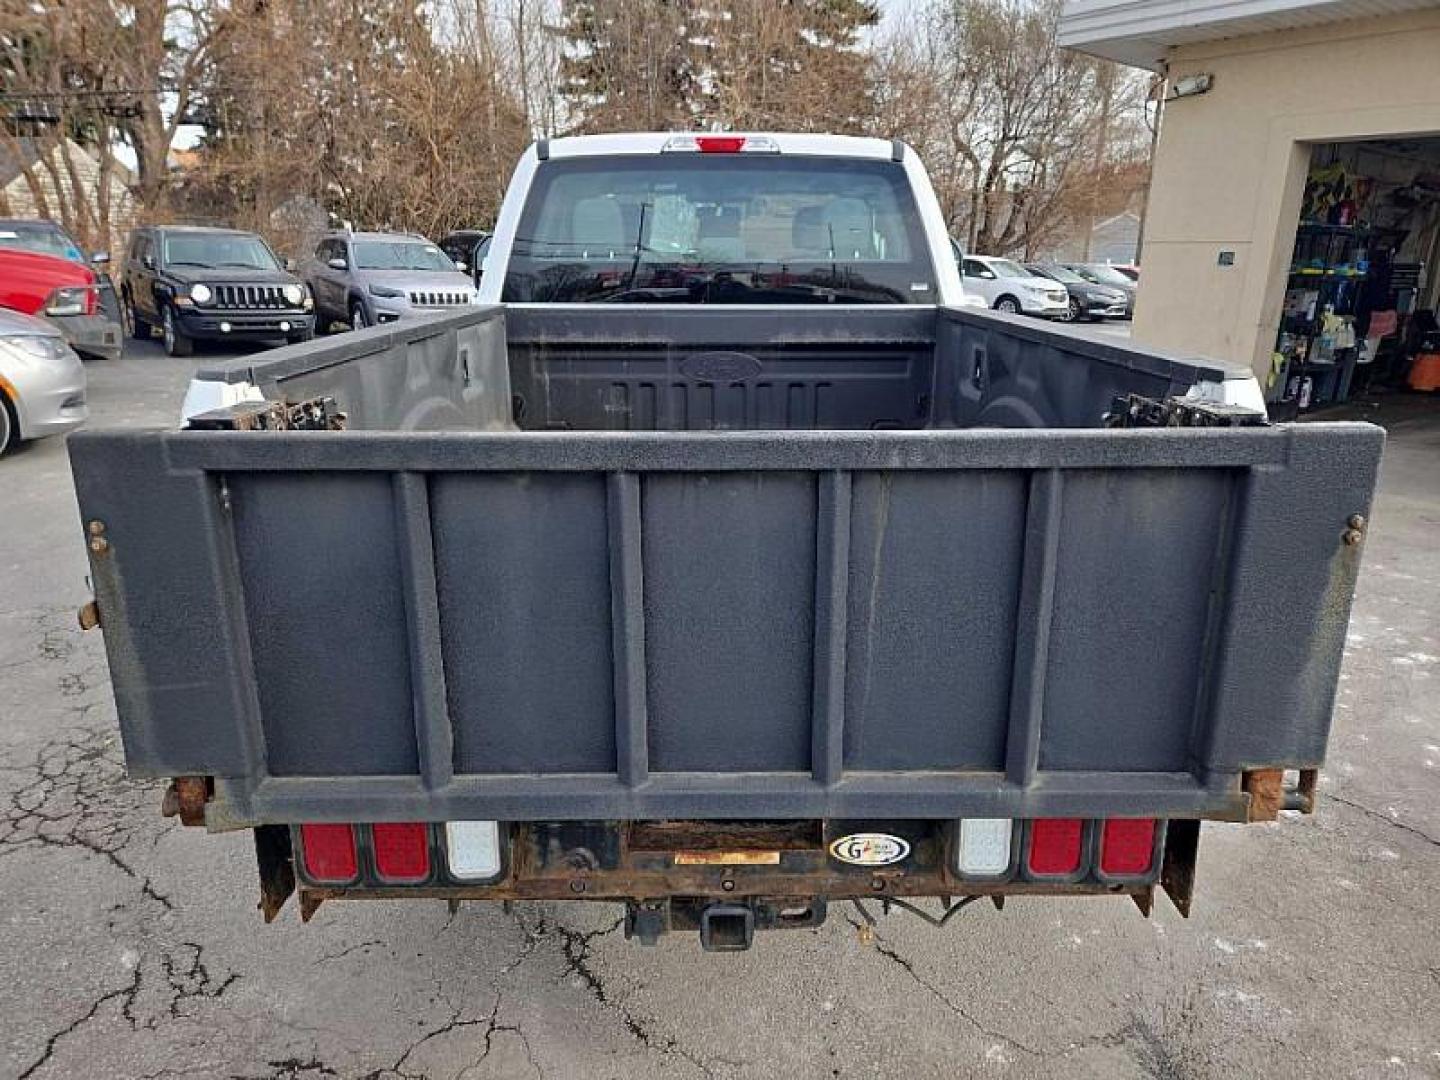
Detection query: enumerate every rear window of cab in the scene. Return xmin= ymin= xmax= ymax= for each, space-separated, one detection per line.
xmin=502 ymin=155 xmax=935 ymax=304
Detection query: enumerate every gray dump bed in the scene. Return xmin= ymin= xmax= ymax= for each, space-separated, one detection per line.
xmin=68 ymin=306 xmax=1383 ymax=828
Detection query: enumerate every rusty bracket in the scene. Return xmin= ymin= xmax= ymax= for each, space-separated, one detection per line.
xmin=1242 ymin=768 xmax=1285 ymax=822
xmin=77 ymin=599 xmax=101 ymax=631
xmin=298 ymin=889 xmax=325 ymax=923
xmin=1286 ymin=769 xmax=1320 ymax=814
xmin=186 ymin=396 xmax=347 ymax=432
xmin=1342 ymin=513 xmax=1367 ymax=547
xmin=160 ymin=776 xmax=212 ymax=827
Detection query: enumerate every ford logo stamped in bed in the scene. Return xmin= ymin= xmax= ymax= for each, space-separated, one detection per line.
xmin=828 ymin=833 xmax=911 ymax=867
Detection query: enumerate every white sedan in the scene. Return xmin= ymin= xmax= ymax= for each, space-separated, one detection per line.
xmin=0 ymin=306 xmax=88 ymax=458
xmin=960 ymin=255 xmax=1071 ymax=318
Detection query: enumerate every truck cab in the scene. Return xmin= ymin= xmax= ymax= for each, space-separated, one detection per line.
xmin=479 ymin=133 xmax=965 ymax=306
xmin=475 ymin=132 xmax=1260 ymax=411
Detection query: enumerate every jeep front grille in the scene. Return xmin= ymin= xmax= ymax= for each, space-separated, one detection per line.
xmin=408 ymin=291 xmax=468 ymax=307
xmin=214 ymin=284 xmax=287 ymax=309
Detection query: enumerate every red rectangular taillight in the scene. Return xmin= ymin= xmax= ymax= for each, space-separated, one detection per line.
xmin=300 ymin=823 xmax=357 ymax=883
xmin=371 ymin=823 xmax=431 ymax=883
xmin=1027 ymin=819 xmax=1083 ymax=876
xmin=1099 ymin=819 xmax=1157 ymax=876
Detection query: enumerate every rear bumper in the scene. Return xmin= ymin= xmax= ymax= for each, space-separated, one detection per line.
xmin=176 ymin=309 xmax=314 ymax=340
xmin=371 ymin=298 xmax=475 ymax=323
xmin=49 ymin=313 xmax=122 ymax=361
xmin=1088 ymin=303 xmax=1130 ymax=319
xmin=1021 ymin=295 xmax=1072 ymax=317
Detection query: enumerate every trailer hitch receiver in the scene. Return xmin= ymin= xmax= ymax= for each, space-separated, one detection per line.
xmin=700 ymin=903 xmax=756 ymax=952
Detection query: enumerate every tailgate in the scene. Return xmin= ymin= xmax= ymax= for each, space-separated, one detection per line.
xmin=68 ymin=424 xmax=1383 ymax=827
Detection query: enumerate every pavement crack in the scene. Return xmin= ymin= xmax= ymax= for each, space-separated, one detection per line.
xmin=229 ymin=1058 xmax=339 ymax=1079
xmin=458 ymin=988 xmax=543 ymax=1080
xmin=17 ymin=966 xmax=142 ymax=1079
xmin=0 ymin=726 xmax=173 ymax=910
xmin=1323 ymin=792 xmax=1440 ymax=848
xmin=388 ymin=997 xmax=499 ymax=1080
xmin=843 ymin=915 xmax=1043 ymax=1058
xmin=159 ymin=941 xmax=241 ymax=1020
xmin=316 ymin=938 xmax=384 ymax=964
xmin=514 ymin=908 xmax=715 ymax=1077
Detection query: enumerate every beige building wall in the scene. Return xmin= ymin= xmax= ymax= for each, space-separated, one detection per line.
xmin=1134 ymin=10 xmax=1440 ymax=383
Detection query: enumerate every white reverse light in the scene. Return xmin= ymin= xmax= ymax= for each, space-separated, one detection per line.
xmin=445 ymin=820 xmax=502 ymax=880
xmin=956 ymin=818 xmax=1013 ymax=876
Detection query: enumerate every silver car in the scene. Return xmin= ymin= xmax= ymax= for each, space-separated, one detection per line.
xmin=305 ymin=231 xmax=479 ymax=332
xmin=0 ymin=306 xmax=87 ymax=457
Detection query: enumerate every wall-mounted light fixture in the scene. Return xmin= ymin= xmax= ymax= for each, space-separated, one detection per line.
xmin=1166 ymin=73 xmax=1214 ymax=101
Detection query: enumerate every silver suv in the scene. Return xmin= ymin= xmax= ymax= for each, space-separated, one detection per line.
xmin=305 ymin=230 xmax=479 ymax=332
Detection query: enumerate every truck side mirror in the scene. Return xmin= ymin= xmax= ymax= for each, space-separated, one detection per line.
xmin=327 ymin=257 xmax=347 ymax=271
xmin=142 ymin=254 xmax=155 ymax=270
xmin=284 ymin=257 xmax=297 ymax=272
xmin=91 ymin=251 xmax=111 ymax=266
xmin=454 ymin=261 xmax=467 ymax=273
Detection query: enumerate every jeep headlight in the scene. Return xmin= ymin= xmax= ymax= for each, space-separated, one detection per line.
xmin=189 ymin=283 xmax=213 ymax=304
xmin=283 ymin=283 xmax=304 ymax=306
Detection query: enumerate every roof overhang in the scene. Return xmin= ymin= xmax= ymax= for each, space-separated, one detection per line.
xmin=1059 ymin=0 xmax=1440 ymax=70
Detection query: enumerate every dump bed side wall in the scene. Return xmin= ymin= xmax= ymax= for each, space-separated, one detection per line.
xmin=933 ymin=308 xmax=1224 ymax=428
xmin=68 ymin=423 xmax=1383 ymax=827
xmin=195 ymin=308 xmax=514 ymax=432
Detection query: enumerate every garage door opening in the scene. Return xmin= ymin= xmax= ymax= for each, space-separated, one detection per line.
xmin=1270 ymin=137 xmax=1440 ymax=418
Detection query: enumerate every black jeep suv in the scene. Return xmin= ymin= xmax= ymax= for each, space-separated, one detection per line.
xmin=120 ymin=226 xmax=314 ymax=356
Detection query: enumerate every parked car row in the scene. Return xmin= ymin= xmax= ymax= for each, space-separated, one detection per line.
xmin=114 ymin=225 xmax=490 ymax=355
xmin=956 ymin=247 xmax=1136 ymax=322
xmin=0 ymin=216 xmax=493 ymax=457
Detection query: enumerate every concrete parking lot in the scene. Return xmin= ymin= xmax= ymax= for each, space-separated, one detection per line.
xmin=1 ymin=337 xmax=1437 ymax=1080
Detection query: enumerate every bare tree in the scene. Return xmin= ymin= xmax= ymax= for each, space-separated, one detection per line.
xmin=4 ymin=0 xmax=1152 ymax=266
xmin=195 ymin=0 xmax=530 ymax=249
xmin=871 ymin=0 xmax=1147 ymax=258
xmin=697 ymin=0 xmax=879 ymax=132
xmin=1 ymin=3 xmax=133 ymax=249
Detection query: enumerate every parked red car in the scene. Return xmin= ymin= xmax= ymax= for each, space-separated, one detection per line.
xmin=0 ymin=247 xmax=122 ymax=360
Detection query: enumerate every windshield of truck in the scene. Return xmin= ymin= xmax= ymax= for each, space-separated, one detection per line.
xmin=164 ymin=233 xmax=281 ymax=270
xmin=503 ymin=155 xmax=934 ymax=303
xmin=354 ymin=240 xmax=455 ymax=272
xmin=0 ymin=222 xmax=83 ymax=262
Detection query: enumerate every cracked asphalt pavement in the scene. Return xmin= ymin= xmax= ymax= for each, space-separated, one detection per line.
xmin=2 ymin=341 xmax=1438 ymax=1079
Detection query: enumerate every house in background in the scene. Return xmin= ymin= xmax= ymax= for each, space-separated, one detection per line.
xmin=1046 ymin=211 xmax=1141 ymax=265
xmin=0 ymin=136 xmax=135 ymax=254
